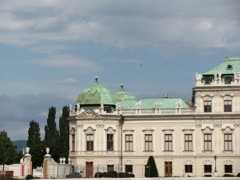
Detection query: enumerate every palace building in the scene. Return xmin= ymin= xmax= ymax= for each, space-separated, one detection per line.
xmin=68 ymin=57 xmax=240 ymax=177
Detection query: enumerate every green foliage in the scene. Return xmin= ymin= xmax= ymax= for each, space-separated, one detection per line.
xmin=59 ymin=106 xmax=70 ymax=161
xmin=223 ymin=174 xmax=234 ymax=177
xmin=0 ymin=131 xmax=18 ymax=170
xmin=237 ymin=173 xmax=240 ymax=177
xmin=44 ymin=107 xmax=60 ymax=162
xmin=26 ymin=174 xmax=34 ymax=180
xmin=27 ymin=120 xmax=44 ymax=169
xmin=94 ymin=172 xmax=103 ymax=178
xmin=145 ymin=156 xmax=159 ymax=177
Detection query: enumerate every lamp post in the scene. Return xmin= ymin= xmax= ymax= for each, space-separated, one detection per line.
xmin=214 ymin=156 xmax=217 ymax=173
xmin=214 ymin=156 xmax=218 ymax=177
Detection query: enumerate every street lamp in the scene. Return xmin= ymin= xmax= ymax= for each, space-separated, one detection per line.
xmin=214 ymin=156 xmax=217 ymax=173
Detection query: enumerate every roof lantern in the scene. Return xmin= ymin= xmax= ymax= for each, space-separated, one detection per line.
xmin=115 ymin=84 xmax=136 ymax=102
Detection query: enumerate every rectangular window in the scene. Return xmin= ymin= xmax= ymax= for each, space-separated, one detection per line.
xmin=204 ymin=100 xmax=212 ymax=112
xmin=224 ymin=100 xmax=232 ymax=112
xmin=125 ymin=165 xmax=133 ymax=173
xmin=86 ymin=134 xmax=94 ymax=151
xmin=107 ymin=165 xmax=114 ymax=172
xmin=164 ymin=134 xmax=173 ymax=151
xmin=204 ymin=134 xmax=212 ymax=151
xmin=125 ymin=134 xmax=133 ymax=151
xmin=184 ymin=134 xmax=193 ymax=151
xmin=72 ymin=134 xmax=75 ymax=152
xmin=204 ymin=165 xmax=212 ymax=173
xmin=225 ymin=165 xmax=232 ymax=173
xmin=224 ymin=134 xmax=232 ymax=151
xmin=185 ymin=165 xmax=193 ymax=173
xmin=145 ymin=134 xmax=153 ymax=151
xmin=107 ymin=134 xmax=114 ymax=151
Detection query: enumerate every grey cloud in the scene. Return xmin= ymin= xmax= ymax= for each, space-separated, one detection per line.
xmin=0 ymin=93 xmax=75 ymax=141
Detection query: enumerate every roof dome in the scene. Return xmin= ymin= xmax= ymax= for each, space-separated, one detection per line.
xmin=115 ymin=84 xmax=136 ymax=102
xmin=76 ymin=77 xmax=116 ymax=105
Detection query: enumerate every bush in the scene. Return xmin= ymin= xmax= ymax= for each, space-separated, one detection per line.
xmin=94 ymin=172 xmax=103 ymax=178
xmin=223 ymin=174 xmax=234 ymax=177
xmin=0 ymin=175 xmax=12 ymax=180
xmin=108 ymin=171 xmax=117 ymax=177
xmin=26 ymin=174 xmax=34 ymax=180
xmin=236 ymin=173 xmax=240 ymax=177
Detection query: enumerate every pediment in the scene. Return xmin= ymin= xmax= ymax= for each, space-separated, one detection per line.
xmin=76 ymin=110 xmax=101 ymax=119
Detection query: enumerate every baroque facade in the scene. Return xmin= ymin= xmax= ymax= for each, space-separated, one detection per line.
xmin=68 ymin=57 xmax=240 ymax=178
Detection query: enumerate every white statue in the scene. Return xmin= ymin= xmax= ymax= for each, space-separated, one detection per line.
xmin=135 ymin=101 xmax=142 ymax=109
xmin=69 ymin=104 xmax=72 ymax=112
xmin=46 ymin=147 xmax=50 ymax=155
xmin=195 ymin=72 xmax=202 ymax=81
xmin=25 ymin=147 xmax=30 ymax=154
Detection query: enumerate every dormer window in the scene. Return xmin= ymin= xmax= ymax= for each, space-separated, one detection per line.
xmin=224 ymin=76 xmax=233 ymax=84
xmin=227 ymin=65 xmax=233 ymax=70
xmin=203 ymin=77 xmax=213 ymax=85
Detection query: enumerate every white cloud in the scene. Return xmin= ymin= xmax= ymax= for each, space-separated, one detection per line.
xmin=0 ymin=0 xmax=239 ymax=54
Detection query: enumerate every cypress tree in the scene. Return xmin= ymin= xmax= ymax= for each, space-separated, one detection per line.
xmin=145 ymin=156 xmax=159 ymax=177
xmin=27 ymin=120 xmax=43 ymax=169
xmin=59 ymin=106 xmax=70 ymax=161
xmin=44 ymin=107 xmax=60 ymax=162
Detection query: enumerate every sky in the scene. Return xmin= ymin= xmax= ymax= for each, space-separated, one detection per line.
xmin=0 ymin=0 xmax=240 ymax=141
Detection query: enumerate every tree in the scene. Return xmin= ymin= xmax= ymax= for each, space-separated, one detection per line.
xmin=59 ymin=106 xmax=70 ymax=160
xmin=0 ymin=131 xmax=18 ymax=170
xmin=27 ymin=120 xmax=44 ymax=169
xmin=145 ymin=156 xmax=159 ymax=177
xmin=44 ymin=107 xmax=60 ymax=162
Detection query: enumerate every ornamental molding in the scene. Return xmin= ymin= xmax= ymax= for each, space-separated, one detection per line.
xmin=234 ymin=124 xmax=240 ymax=128
xmin=162 ymin=129 xmax=174 ymax=134
xmin=184 ymin=160 xmax=193 ymax=165
xmin=201 ymin=126 xmax=213 ymax=133
xmin=105 ymin=127 xmax=116 ymax=134
xmin=221 ymin=126 xmax=234 ymax=133
xmin=213 ymin=124 xmax=222 ymax=128
xmin=123 ymin=129 xmax=135 ymax=134
xmin=77 ymin=110 xmax=101 ymax=119
xmin=84 ymin=126 xmax=96 ymax=134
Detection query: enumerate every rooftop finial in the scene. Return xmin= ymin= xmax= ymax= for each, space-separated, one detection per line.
xmin=120 ymin=84 xmax=124 ymax=91
xmin=95 ymin=76 xmax=98 ymax=83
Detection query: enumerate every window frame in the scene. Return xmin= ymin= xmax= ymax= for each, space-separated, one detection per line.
xmin=184 ymin=134 xmax=193 ymax=151
xmin=224 ymin=100 xmax=232 ymax=112
xmin=164 ymin=134 xmax=173 ymax=151
xmin=145 ymin=134 xmax=153 ymax=151
xmin=86 ymin=134 xmax=94 ymax=151
xmin=204 ymin=165 xmax=212 ymax=173
xmin=224 ymin=133 xmax=232 ymax=151
xmin=224 ymin=165 xmax=233 ymax=173
xmin=125 ymin=165 xmax=133 ymax=173
xmin=185 ymin=165 xmax=193 ymax=173
xmin=204 ymin=133 xmax=212 ymax=151
xmin=204 ymin=100 xmax=212 ymax=112
xmin=107 ymin=134 xmax=114 ymax=151
xmin=125 ymin=134 xmax=133 ymax=151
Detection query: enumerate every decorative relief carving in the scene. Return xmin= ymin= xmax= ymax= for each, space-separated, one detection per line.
xmin=84 ymin=127 xmax=96 ymax=134
xmin=201 ymin=126 xmax=213 ymax=133
xmin=196 ymin=124 xmax=202 ymax=128
xmin=213 ymin=124 xmax=222 ymax=128
xmin=77 ymin=110 xmax=101 ymax=119
xmin=105 ymin=127 xmax=116 ymax=134
xmin=234 ymin=124 xmax=240 ymax=128
xmin=96 ymin=124 xmax=104 ymax=128
xmin=123 ymin=129 xmax=135 ymax=134
xmin=222 ymin=126 xmax=234 ymax=133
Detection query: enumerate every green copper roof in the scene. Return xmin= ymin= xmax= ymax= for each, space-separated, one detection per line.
xmin=117 ymin=97 xmax=190 ymax=109
xmin=139 ymin=98 xmax=189 ymax=109
xmin=76 ymin=77 xmax=116 ymax=105
xmin=115 ymin=84 xmax=136 ymax=102
xmin=204 ymin=58 xmax=240 ymax=75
